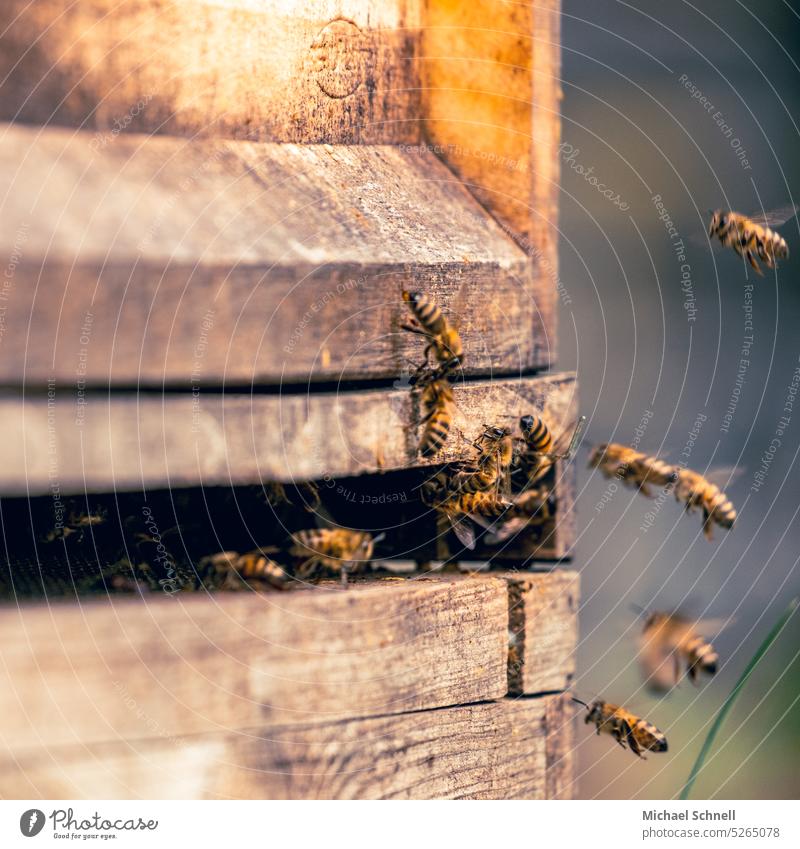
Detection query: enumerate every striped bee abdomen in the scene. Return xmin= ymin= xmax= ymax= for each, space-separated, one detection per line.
xmin=520 ymin=415 xmax=553 ymax=453
xmin=419 ymin=380 xmax=453 ymax=457
xmin=632 ymin=718 xmax=668 ymax=753
xmin=685 ymin=634 xmax=719 ymax=680
xmin=402 ymin=290 xmax=446 ymax=336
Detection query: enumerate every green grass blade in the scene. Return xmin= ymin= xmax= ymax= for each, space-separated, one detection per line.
xmin=679 ymin=597 xmax=799 ymax=801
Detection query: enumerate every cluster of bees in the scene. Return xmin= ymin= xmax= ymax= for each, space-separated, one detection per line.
xmin=402 ymin=287 xmax=584 ymax=550
xmin=26 ymin=208 xmax=792 ymax=756
xmin=572 ymin=206 xmax=793 ymax=758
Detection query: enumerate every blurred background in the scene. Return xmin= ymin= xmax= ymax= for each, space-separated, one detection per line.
xmin=561 ymin=0 xmax=800 ymax=799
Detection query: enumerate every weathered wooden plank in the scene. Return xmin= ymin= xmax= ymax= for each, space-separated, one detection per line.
xmin=0 ymin=372 xmax=577 ymax=495
xmin=504 ymin=571 xmax=579 ymax=695
xmin=545 ymin=692 xmax=576 ymax=800
xmin=0 ymin=0 xmax=422 ymax=145
xmin=0 ymin=695 xmax=568 ymax=800
xmin=421 ymin=0 xmax=562 ymax=361
xmin=0 ymin=575 xmax=508 ymax=752
xmin=0 ymin=123 xmax=548 ymax=383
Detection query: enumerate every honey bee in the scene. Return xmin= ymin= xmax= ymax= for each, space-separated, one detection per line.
xmin=289 ymin=528 xmax=381 ymax=586
xmin=574 ymin=697 xmax=668 ymax=759
xmin=672 ymin=468 xmax=736 ymax=539
xmin=431 ymin=489 xmax=513 ymax=550
xmin=203 ymin=549 xmax=291 ymax=591
xmin=453 ymin=425 xmax=514 ymax=496
xmin=401 ymin=289 xmax=464 ymax=379
xmin=638 ymin=611 xmax=719 ymax=692
xmin=43 ymin=507 xmax=107 ymax=542
xmin=708 ymin=207 xmax=795 ymax=275
xmin=588 ymin=443 xmax=677 ymax=496
xmin=417 ymin=374 xmax=455 ymax=457
xmin=263 ymin=481 xmax=321 ymax=512
xmin=517 ymin=415 xmax=585 ymax=485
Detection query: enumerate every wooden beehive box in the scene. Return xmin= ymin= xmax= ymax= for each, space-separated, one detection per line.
xmin=0 ymin=0 xmax=577 ymax=799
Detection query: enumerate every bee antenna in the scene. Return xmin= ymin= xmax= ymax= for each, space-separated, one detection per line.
xmin=371 ymin=532 xmax=386 ymax=544
xmin=571 ymin=696 xmax=589 ymax=708
xmin=564 ymin=415 xmax=587 ymax=459
xmin=629 ymin=602 xmax=648 ymax=618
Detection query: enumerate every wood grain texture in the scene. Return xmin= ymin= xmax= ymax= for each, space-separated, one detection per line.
xmin=545 ymin=691 xmax=576 ymax=800
xmin=421 ymin=0 xmax=562 ymax=363
xmin=0 ymin=122 xmax=550 ymax=383
xmin=0 ymin=695 xmax=568 ymax=800
xmin=0 ymin=575 xmax=508 ymax=751
xmin=0 ymin=0 xmax=422 ymax=145
xmin=503 ymin=571 xmax=579 ymax=695
xmin=0 ymin=372 xmax=577 ymax=494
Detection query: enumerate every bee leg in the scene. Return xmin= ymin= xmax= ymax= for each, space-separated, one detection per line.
xmin=294 ymin=555 xmax=320 ymax=581
xmin=623 ymin=722 xmax=644 ymax=758
xmin=745 ymin=249 xmax=763 ymax=275
xmin=674 ymin=653 xmax=683 ymax=686
xmin=400 ymin=320 xmax=426 ymax=337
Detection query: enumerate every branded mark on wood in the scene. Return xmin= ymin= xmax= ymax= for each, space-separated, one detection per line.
xmin=311 ymin=19 xmax=373 ymax=99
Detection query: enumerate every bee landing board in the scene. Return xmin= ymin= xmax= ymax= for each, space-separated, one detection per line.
xmin=0 ymin=372 xmax=577 ymax=561
xmin=0 ymin=695 xmax=575 ymax=801
xmin=0 ymin=574 xmax=578 ymax=800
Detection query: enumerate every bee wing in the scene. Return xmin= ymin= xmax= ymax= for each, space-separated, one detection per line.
xmin=447 ymin=277 xmax=470 ymax=332
xmin=484 ymin=517 xmax=527 ymax=545
xmin=686 ymin=615 xmax=735 ymax=637
xmin=703 ymin=465 xmax=744 ymax=489
xmin=748 ymin=204 xmax=799 ymax=227
xmin=638 ymin=631 xmax=679 ymax=692
xmin=547 ymin=415 xmax=586 ymax=460
xmin=447 ymin=513 xmax=477 ymax=550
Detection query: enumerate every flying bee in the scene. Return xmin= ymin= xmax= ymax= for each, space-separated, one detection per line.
xmin=401 ymin=288 xmax=465 ymax=380
xmin=417 ymin=373 xmax=455 ymax=457
xmin=289 ymin=528 xmax=382 ymax=586
xmin=573 ymin=697 xmax=668 ymax=759
xmin=432 ymin=489 xmax=513 ymax=551
xmin=202 ymin=549 xmax=291 ymax=591
xmin=516 ymin=415 xmax=585 ymax=486
xmin=708 ymin=206 xmax=795 ymax=275
xmin=453 ymin=425 xmax=514 ymax=497
xmin=637 ymin=610 xmax=720 ymax=692
xmin=588 ymin=443 xmax=678 ymax=496
xmin=43 ymin=507 xmax=107 ymax=542
xmin=672 ymin=467 xmax=736 ymax=539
